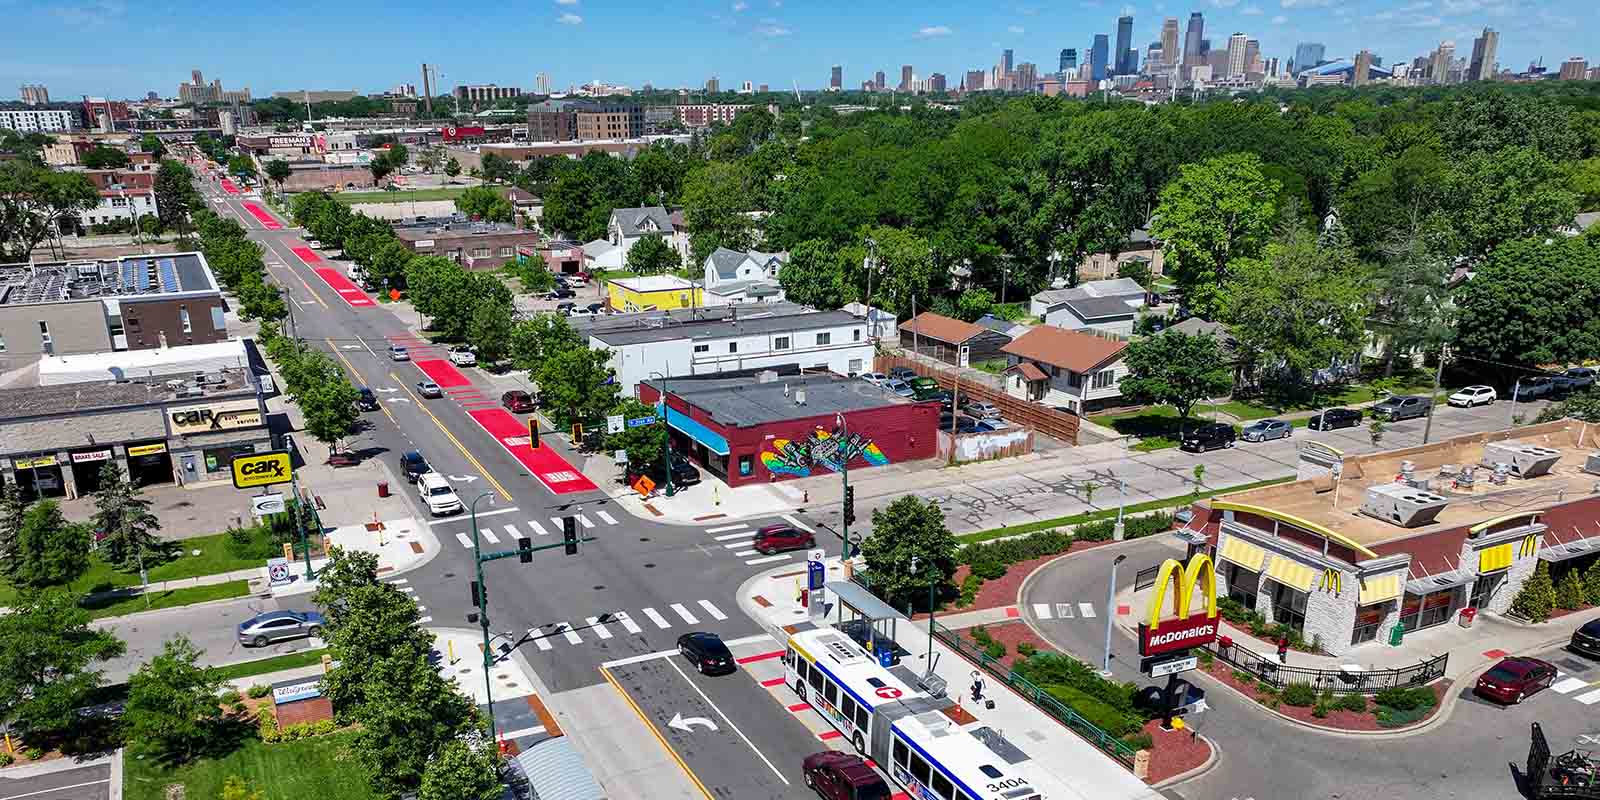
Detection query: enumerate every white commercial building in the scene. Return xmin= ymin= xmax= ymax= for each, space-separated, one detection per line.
xmin=0 ymin=109 xmax=78 ymax=132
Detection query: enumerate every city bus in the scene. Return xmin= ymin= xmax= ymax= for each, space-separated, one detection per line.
xmin=785 ymin=627 xmax=1091 ymax=800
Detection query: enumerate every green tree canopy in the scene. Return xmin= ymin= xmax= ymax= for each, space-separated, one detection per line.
xmin=418 ymin=739 xmax=502 ymax=800
xmin=82 ymin=145 xmax=131 ymax=170
xmin=1119 ymin=331 xmax=1234 ymax=427
xmin=1150 ymin=152 xmax=1280 ymax=320
xmin=858 ymin=497 xmax=957 ymax=609
xmin=454 ymin=185 xmax=513 ymax=223
xmin=681 ymin=161 xmax=755 ymax=265
xmin=603 ymin=398 xmax=666 ymax=475
xmin=510 ymin=313 xmax=583 ymax=372
xmin=466 ymin=297 xmax=516 ymax=365
xmin=92 ymin=462 xmax=163 ymax=571
xmin=123 ymin=635 xmax=225 ymax=765
xmin=537 ymin=346 xmax=620 ymax=427
xmin=0 ymin=589 xmax=125 ymax=743
xmin=0 ymin=161 xmax=99 ymax=260
xmin=264 ymin=159 xmax=292 ymax=191
xmin=4 ymin=500 xmax=90 ymax=591
xmin=1453 ymin=236 xmax=1600 ymax=372
xmin=624 ymin=234 xmax=681 ymax=274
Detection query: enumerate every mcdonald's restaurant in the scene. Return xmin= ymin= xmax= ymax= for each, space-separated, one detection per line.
xmin=1183 ymin=421 xmax=1600 ymax=657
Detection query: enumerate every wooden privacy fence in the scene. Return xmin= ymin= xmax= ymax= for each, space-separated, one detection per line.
xmin=876 ymin=354 xmax=1081 ymax=445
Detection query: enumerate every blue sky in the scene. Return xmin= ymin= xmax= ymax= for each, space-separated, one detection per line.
xmin=2 ymin=0 xmax=1592 ymax=99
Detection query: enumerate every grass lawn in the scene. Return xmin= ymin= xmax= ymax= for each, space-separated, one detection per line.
xmin=592 ymin=269 xmax=638 ymax=282
xmin=123 ymin=731 xmax=376 ymax=800
xmin=1222 ymin=379 xmax=1442 ymax=418
xmin=214 ymin=649 xmax=330 ymax=683
xmin=957 ymin=476 xmax=1296 ymax=544
xmin=0 ymin=530 xmax=267 ymax=607
xmin=81 ymin=580 xmax=250 ymax=619
xmin=973 ymin=358 xmax=1009 ymax=375
xmin=331 ymin=187 xmax=468 ymax=204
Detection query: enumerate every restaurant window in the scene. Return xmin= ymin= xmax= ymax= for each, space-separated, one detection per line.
xmin=1471 ymin=572 xmax=1505 ymax=611
xmin=1351 ymin=603 xmax=1386 ymax=645
xmin=1400 ymin=589 xmax=1455 ymax=632
xmin=1270 ymin=580 xmax=1308 ymax=634
xmin=1224 ymin=562 xmax=1258 ymax=610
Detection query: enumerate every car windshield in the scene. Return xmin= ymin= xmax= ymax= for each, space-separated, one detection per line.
xmin=427 ymin=485 xmax=453 ymax=497
xmin=1484 ymin=666 xmax=1522 ymax=683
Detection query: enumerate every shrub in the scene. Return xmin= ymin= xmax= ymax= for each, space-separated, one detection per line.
xmin=1337 ymin=693 xmax=1368 ymax=713
xmin=1510 ymin=561 xmax=1557 ymax=622
xmin=960 ymin=529 xmax=1075 ymax=574
xmin=246 ymin=683 xmax=271 ymax=699
xmin=0 ymin=751 xmax=12 ymax=767
xmin=257 ymin=709 xmax=279 ymax=742
xmin=1281 ymin=683 xmax=1317 ymax=707
xmin=1311 ymin=702 xmax=1330 ymax=718
xmin=957 ymin=574 xmax=981 ymax=607
xmin=24 ymin=746 xmax=44 ymax=761
xmin=232 ymin=701 xmax=247 ymax=715
xmin=1196 ymin=648 xmax=1214 ymax=668
xmin=1231 ymin=669 xmax=1254 ymax=684
xmin=1557 ymin=569 xmax=1588 ymax=611
xmin=1122 ymin=730 xmax=1154 ymax=751
xmin=1044 ymin=685 xmax=1142 ymax=737
xmin=983 ymin=641 xmax=1006 ymax=660
xmin=1585 ymin=559 xmax=1600 ymax=607
xmin=1016 ymin=642 xmax=1037 ymax=658
xmin=220 ymin=689 xmax=243 ymax=706
xmin=970 ymin=625 xmax=993 ymax=646
xmin=1375 ymin=685 xmax=1436 ymax=712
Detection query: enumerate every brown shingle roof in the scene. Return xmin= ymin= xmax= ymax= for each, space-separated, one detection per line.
xmin=1001 ymin=326 xmax=1128 ymax=373
xmin=1007 ymin=362 xmax=1049 ymax=382
xmin=898 ymin=312 xmax=985 ymax=344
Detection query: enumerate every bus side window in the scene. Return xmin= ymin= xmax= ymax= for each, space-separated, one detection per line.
xmin=892 ymin=738 xmax=909 ymax=769
xmin=930 ymin=772 xmax=953 ymax=800
xmin=909 ymin=753 xmax=932 ymax=785
xmin=841 ymin=694 xmax=858 ymax=727
xmin=854 ymin=705 xmax=869 ymax=731
xmin=954 ymin=790 xmax=972 ymax=800
xmin=784 ymin=647 xmax=794 ymax=666
xmin=808 ymin=664 xmax=824 ymax=693
xmin=795 ymin=657 xmax=807 ymax=682
xmin=824 ymin=679 xmax=839 ymax=706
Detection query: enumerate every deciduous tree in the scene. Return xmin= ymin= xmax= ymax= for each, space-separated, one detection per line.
xmin=536 ymin=346 xmax=619 ymax=427
xmin=778 ymin=239 xmax=849 ymax=310
xmin=264 ymin=159 xmax=291 ymax=196
xmin=681 ymin=161 xmax=754 ymax=265
xmin=858 ymin=497 xmax=956 ymax=610
xmin=454 ymin=186 xmax=513 ymax=223
xmin=1453 ymin=236 xmax=1600 ymax=372
xmin=466 ymin=297 xmax=515 ymax=365
xmin=419 ymin=738 xmax=502 ymax=800
xmin=602 ymin=398 xmax=665 ymax=476
xmin=4 ymin=500 xmax=89 ymax=591
xmin=624 ymin=233 xmax=680 ymax=274
xmin=510 ymin=313 xmax=583 ymax=372
xmin=0 ymin=590 xmax=125 ymax=743
xmin=1150 ymin=153 xmax=1279 ymax=320
xmin=123 ymin=635 xmax=224 ymax=765
xmin=1119 ymin=331 xmax=1234 ymax=430
xmin=350 ymin=653 xmax=481 ymax=799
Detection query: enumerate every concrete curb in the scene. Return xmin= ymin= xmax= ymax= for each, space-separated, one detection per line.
xmin=1150 ymin=732 xmax=1219 ymax=789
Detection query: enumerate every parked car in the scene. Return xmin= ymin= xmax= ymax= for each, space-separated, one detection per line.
xmin=502 ymin=390 xmax=535 ymax=413
xmin=883 ymin=379 xmax=914 ymax=398
xmin=1518 ymin=376 xmax=1555 ymax=400
xmin=859 ymin=372 xmax=888 ymax=386
xmin=1569 ymin=619 xmax=1600 ymax=661
xmin=569 ymin=308 xmax=597 ymax=319
xmin=555 ymin=301 xmax=576 ymax=315
xmin=801 ymin=751 xmax=891 ymax=800
xmin=355 ymin=388 xmax=379 ymax=411
xmin=545 ymin=287 xmax=576 ymax=300
xmin=417 ymin=472 xmax=463 ymax=516
xmin=676 ymin=631 xmax=735 ymax=675
xmin=1448 ymin=385 xmax=1498 ymax=408
xmin=1180 ymin=422 xmax=1236 ymax=453
xmin=1240 ymin=419 xmax=1293 ymax=442
xmin=909 ymin=377 xmax=942 ymax=400
xmin=941 ymin=415 xmax=981 ymax=434
xmin=752 ymin=524 xmax=815 ymax=555
xmin=975 ymin=419 xmax=1011 ymax=432
xmin=961 ymin=400 xmax=1002 ymax=420
xmin=1474 ymin=656 xmax=1557 ymax=705
xmin=415 ymin=380 xmax=443 ymax=398
xmin=1371 ymin=395 xmax=1430 ymax=421
xmin=585 ymin=302 xmax=605 ymax=314
xmin=448 ymin=346 xmax=477 ymax=366
xmin=1566 ymin=367 xmax=1597 ymax=389
xmin=399 ymin=450 xmax=431 ymax=482
xmin=629 ymin=455 xmax=702 ymax=488
xmin=888 ymin=367 xmax=917 ymax=382
xmin=307 ymin=240 xmax=323 ymax=250
xmin=387 ymin=344 xmax=409 ymax=362
xmin=1306 ymin=407 xmax=1362 ymax=430
xmin=238 ymin=610 xmax=324 ymax=647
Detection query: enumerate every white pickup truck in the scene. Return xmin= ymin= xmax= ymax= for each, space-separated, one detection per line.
xmin=448 ymin=346 xmax=477 ymax=367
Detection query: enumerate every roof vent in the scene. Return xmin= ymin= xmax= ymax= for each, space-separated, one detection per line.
xmin=1361 ymin=483 xmax=1449 ymax=528
xmin=1482 ymin=441 xmax=1561 ymax=479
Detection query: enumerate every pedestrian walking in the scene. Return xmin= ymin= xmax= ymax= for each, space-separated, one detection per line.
xmin=1277 ymin=634 xmax=1290 ymax=664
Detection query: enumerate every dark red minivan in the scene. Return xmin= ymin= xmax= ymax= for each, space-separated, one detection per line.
xmin=501 ymin=390 xmax=535 ymax=413
xmin=802 ymin=751 xmax=890 ymax=800
xmin=753 ymin=524 xmax=815 ymax=555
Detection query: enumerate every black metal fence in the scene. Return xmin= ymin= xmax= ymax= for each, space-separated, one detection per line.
xmin=1199 ymin=637 xmax=1448 ymax=695
xmin=1134 ymin=564 xmax=1161 ymax=592
xmin=1528 ymin=722 xmax=1600 ymax=798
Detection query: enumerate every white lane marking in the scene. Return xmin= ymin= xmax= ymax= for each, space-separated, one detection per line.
xmin=1553 ymin=677 xmax=1590 ymax=694
xmin=643 ymin=607 xmax=672 ymax=629
xmin=1078 ymin=603 xmax=1096 ymax=618
xmin=399 ymin=586 xmax=415 ymax=594
xmin=577 ymin=514 xmax=595 ymax=529
xmin=500 ymin=724 xmax=548 ymax=740
xmin=597 ymin=510 xmax=618 ymax=525
xmin=431 ymin=507 xmax=518 ymax=525
xmin=560 ymin=624 xmax=582 ymax=645
xmin=698 ymin=600 xmax=728 ymax=621
xmin=1 ymin=779 xmax=111 ymax=800
xmin=455 ymin=532 xmax=472 ymax=548
xmin=671 ymin=603 xmax=700 ymax=625
xmin=603 ymin=647 xmax=679 ymax=667
xmin=550 ymin=517 xmax=567 ymax=531
xmin=586 ymin=616 xmax=614 ymax=639
xmin=746 ymin=555 xmax=791 ymax=565
xmin=502 ymin=525 xmax=521 ymax=542
xmin=534 ymin=634 xmax=553 ymax=651
xmin=715 ymin=531 xmax=758 ymax=541
xmin=417 ymin=616 xmax=433 ymax=624
xmin=528 ymin=519 xmax=549 ymax=536
xmin=1576 ymin=688 xmax=1600 ymax=705
xmin=782 ymin=515 xmax=815 ymax=534
xmin=617 ymin=611 xmax=643 ymax=634
xmin=725 ymin=633 xmax=777 ymax=647
xmin=725 ymin=542 xmax=756 ymax=549
xmin=664 ymin=657 xmax=790 ymax=785
xmin=481 ymin=528 xmax=500 ymax=544
xmin=706 ymin=524 xmax=749 ymax=534
xmin=385 ymin=578 xmax=409 ymax=585
xmin=1056 ymin=603 xmax=1074 ymax=619
xmin=735 ymin=550 xmax=758 ymax=556
xmin=1033 ymin=603 xmax=1053 ymax=620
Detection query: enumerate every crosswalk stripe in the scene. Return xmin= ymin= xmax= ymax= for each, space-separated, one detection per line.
xmin=1033 ymin=603 xmax=1053 ymax=619
xmin=503 ymin=525 xmax=521 ymax=542
xmin=698 ymin=600 xmax=728 ymax=621
xmin=736 ymin=550 xmax=758 ymax=556
xmin=706 ymin=524 xmax=748 ymax=534
xmin=597 ymin=510 xmax=618 ymax=525
xmin=643 ymin=607 xmax=672 ymax=629
xmin=715 ymin=531 xmax=758 ymax=541
xmin=1056 ymin=603 xmax=1074 ymax=619
xmin=782 ymin=514 xmax=815 ymax=534
xmin=725 ymin=542 xmax=755 ymax=549
xmin=399 ymin=586 xmax=415 ymax=594
xmin=385 ymin=578 xmax=408 ymax=585
xmin=577 ymin=514 xmax=595 ymax=529
xmin=671 ymin=603 xmax=700 ymax=625
xmin=746 ymin=555 xmax=791 ymax=565
xmin=550 ymin=517 xmax=567 ymax=531
xmin=1078 ymin=603 xmax=1096 ymax=618
xmin=481 ymin=528 xmax=500 ymax=544
xmin=616 ymin=612 xmax=643 ymax=634
xmin=417 ymin=616 xmax=433 ymax=624
xmin=455 ymin=532 xmax=472 ymax=548
xmin=534 ymin=635 xmax=552 ymax=651
xmin=528 ymin=519 xmax=549 ymax=536
xmin=561 ymin=624 xmax=582 ymax=644
xmin=1553 ymin=677 xmax=1589 ymax=694
xmin=586 ymin=616 xmax=614 ymax=639
xmin=1576 ymin=688 xmax=1600 ymax=705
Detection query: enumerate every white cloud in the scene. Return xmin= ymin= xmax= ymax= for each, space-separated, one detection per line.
xmin=1241 ymin=4 xmax=1263 ymax=13
xmin=915 ymin=24 xmax=952 ymax=37
xmin=1008 ymin=24 xmax=1025 ymax=33
xmin=556 ymin=12 xmax=582 ymax=24
xmin=1280 ymin=0 xmax=1332 ymax=7
xmin=755 ymin=23 xmax=790 ymax=36
xmin=732 ymin=0 xmax=748 ymax=10
xmin=1209 ymin=0 xmax=1239 ymax=7
xmin=1270 ymin=13 xmax=1287 ymax=23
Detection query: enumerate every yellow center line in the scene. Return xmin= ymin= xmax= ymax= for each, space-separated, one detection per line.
xmin=325 ymin=342 xmax=401 ymax=428
xmin=599 ymin=666 xmax=714 ymax=800
xmin=269 ymin=237 xmax=329 ymax=309
xmin=388 ymin=371 xmax=513 ymax=504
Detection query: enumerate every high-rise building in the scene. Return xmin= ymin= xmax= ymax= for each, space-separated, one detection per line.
xmin=900 ymin=65 xmax=913 ymax=91
xmin=1244 ymin=39 xmax=1261 ymax=74
xmin=1183 ymin=13 xmax=1204 ymax=66
xmin=1428 ymin=41 xmax=1455 ymax=84
xmin=1354 ymin=50 xmax=1374 ymax=85
xmin=1002 ymin=49 xmax=1014 ymax=75
xmin=1161 ymin=18 xmax=1181 ymax=66
xmin=1468 ymin=28 xmax=1499 ymax=81
xmin=929 ymin=73 xmax=948 ymax=93
xmin=1091 ymin=35 xmax=1110 ymax=81
xmin=964 ymin=70 xmax=986 ymax=91
xmin=1560 ymin=57 xmax=1589 ymax=81
xmin=830 ymin=65 xmax=842 ymax=90
xmin=1060 ymin=49 xmax=1078 ymax=73
xmin=1115 ymin=15 xmax=1135 ymax=75
xmin=18 ymin=84 xmax=48 ymax=105
xmin=875 ymin=70 xmax=886 ymax=90
xmin=1226 ymin=33 xmax=1249 ymax=78
xmin=1016 ymin=63 xmax=1038 ymax=92
xmin=1292 ymin=43 xmax=1325 ymax=75
xmin=706 ymin=77 xmax=720 ymax=93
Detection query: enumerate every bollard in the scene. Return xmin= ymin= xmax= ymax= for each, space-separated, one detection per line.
xmin=1133 ymin=749 xmax=1151 ymax=780
xmin=321 ymin=653 xmax=333 ymax=673
xmin=448 ymin=640 xmax=455 ymax=664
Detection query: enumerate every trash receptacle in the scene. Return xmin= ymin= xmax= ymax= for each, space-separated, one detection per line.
xmin=1388 ymin=622 xmax=1406 ymax=646
xmin=377 ymin=480 xmax=390 ymax=498
xmin=1459 ymin=607 xmax=1477 ymax=628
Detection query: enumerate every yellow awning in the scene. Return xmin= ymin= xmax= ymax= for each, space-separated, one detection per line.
xmin=1478 ymin=542 xmax=1514 ymax=573
xmin=1359 ymin=574 xmax=1402 ymax=605
xmin=1264 ymin=556 xmax=1318 ymax=593
xmin=1219 ymin=537 xmax=1267 ymax=572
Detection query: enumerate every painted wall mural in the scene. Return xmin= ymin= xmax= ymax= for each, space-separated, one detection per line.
xmin=760 ymin=426 xmax=890 ymax=477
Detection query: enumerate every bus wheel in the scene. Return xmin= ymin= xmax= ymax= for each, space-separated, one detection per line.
xmin=853 ymin=732 xmax=866 ymax=753
xmin=794 ymin=680 xmax=805 ymax=697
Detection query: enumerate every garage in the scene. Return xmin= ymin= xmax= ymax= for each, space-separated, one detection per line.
xmin=126 ymin=442 xmax=174 ymax=487
xmin=69 ymin=448 xmax=116 ymax=495
xmin=12 ymin=455 xmax=66 ymax=500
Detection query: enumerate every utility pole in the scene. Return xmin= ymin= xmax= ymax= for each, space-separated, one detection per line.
xmin=1101 ymin=554 xmax=1126 ymax=675
xmin=651 ymin=371 xmax=674 ymax=497
xmin=838 ymin=411 xmax=854 ymax=560
xmin=1421 ymin=347 xmax=1446 ymax=444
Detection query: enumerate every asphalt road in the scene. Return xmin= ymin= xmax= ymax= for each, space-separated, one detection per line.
xmin=97 ymin=594 xmax=317 ymax=683
xmin=0 ymin=763 xmax=110 ymax=800
xmin=1021 ymin=537 xmax=1599 ymax=800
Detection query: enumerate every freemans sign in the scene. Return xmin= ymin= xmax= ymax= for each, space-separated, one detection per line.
xmin=231 ymin=450 xmax=293 ymax=489
xmin=1138 ymin=553 xmax=1220 ymax=657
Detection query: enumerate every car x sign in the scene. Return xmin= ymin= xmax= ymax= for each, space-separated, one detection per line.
xmin=231 ymin=450 xmax=294 ymax=489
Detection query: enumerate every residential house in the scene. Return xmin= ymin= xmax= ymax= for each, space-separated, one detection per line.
xmin=898 ymin=312 xmax=1014 ymax=368
xmin=506 ymin=188 xmax=542 ymax=231
xmin=606 ymin=206 xmax=690 ymax=262
xmin=1076 ymin=226 xmax=1164 ymax=281
xmin=1000 ymin=326 xmax=1130 ymax=414
xmin=1029 ymin=277 xmax=1147 ymax=335
xmin=701 ymin=247 xmax=787 ymax=306
xmin=841 ymin=302 xmax=898 ymax=343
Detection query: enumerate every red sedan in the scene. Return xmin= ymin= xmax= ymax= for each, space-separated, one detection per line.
xmin=1474 ymin=656 xmax=1557 ymax=705
xmin=501 ymin=391 xmax=535 ymax=413
xmin=752 ymin=524 xmax=814 ymax=555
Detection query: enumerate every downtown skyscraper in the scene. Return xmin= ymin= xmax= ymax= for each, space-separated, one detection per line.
xmin=1161 ymin=18 xmax=1180 ymax=67
xmin=1468 ymin=28 xmax=1498 ymax=81
xmin=1091 ymin=34 xmax=1110 ymax=81
xmin=1115 ymin=15 xmax=1135 ymax=75
xmin=1183 ymin=12 xmax=1204 ymax=66
xmin=1060 ymin=49 xmax=1077 ymax=73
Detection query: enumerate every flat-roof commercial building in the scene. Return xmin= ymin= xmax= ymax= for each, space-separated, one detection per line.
xmin=638 ymin=373 xmax=937 ymax=486
xmin=0 ymin=109 xmax=78 ymax=132
xmin=393 ymin=222 xmax=541 ymax=270
xmin=0 ymin=254 xmax=227 ymax=371
xmin=1187 ymin=421 xmax=1600 ymax=656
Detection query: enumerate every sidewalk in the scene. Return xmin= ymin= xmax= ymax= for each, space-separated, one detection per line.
xmin=737 ymin=559 xmax=1163 ymax=800
xmin=272 ymin=515 xmax=437 ymax=597
xmin=581 ymin=451 xmax=805 ymax=525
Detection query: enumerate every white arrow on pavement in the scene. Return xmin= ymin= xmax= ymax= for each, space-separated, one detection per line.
xmin=375 ymin=387 xmax=400 ymax=393
xmin=667 ymin=713 xmax=718 ymax=734
xmin=447 ymin=475 xmax=479 ymax=483
xmin=385 ymin=397 xmax=412 ymax=404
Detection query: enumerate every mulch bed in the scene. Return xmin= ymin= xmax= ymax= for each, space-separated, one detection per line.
xmin=1549 ymin=604 xmax=1597 ymax=620
xmin=1195 ymin=659 xmax=1450 ymax=732
xmin=953 ymin=620 xmax=1052 ymax=669
xmin=1141 ymin=720 xmax=1212 ymax=784
xmin=935 ymin=539 xmax=1117 ymax=616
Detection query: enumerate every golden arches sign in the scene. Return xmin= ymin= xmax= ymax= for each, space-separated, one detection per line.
xmin=1147 ymin=553 xmax=1218 ymax=630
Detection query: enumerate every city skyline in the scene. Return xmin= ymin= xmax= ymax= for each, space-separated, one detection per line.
xmin=1 ymin=0 xmax=1593 ymax=98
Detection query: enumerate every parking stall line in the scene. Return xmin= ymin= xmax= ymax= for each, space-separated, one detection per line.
xmin=643 ymin=607 xmax=673 ymax=629
xmin=671 ymin=603 xmax=700 ymax=625
xmin=586 ymin=616 xmax=614 ymax=639
xmin=616 ymin=612 xmax=644 ymax=634
xmin=698 ymin=600 xmax=728 ymax=621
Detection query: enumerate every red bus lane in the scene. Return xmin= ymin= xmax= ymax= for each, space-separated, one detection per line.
xmin=289 ymin=247 xmax=375 ymax=308
xmin=221 ymin=178 xmax=240 ymax=194
xmin=413 ymin=359 xmax=473 ymax=388
xmin=241 ymin=202 xmax=281 ymax=230
xmin=467 ymin=409 xmax=598 ymax=496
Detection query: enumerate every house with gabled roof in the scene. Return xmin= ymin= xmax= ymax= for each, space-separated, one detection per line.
xmin=606 ymin=206 xmax=690 ymax=262
xmin=700 ymin=247 xmax=788 ymax=306
xmin=1000 ymin=326 xmax=1130 ymax=414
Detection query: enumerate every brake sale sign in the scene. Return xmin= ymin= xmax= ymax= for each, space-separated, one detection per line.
xmin=231 ymin=450 xmax=294 ymax=489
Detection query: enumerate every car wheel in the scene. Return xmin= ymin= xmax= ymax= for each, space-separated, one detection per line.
xmin=1515 ymin=690 xmax=1525 ymax=704
xmin=806 ymin=537 xmax=815 ymax=548
xmin=805 ymin=772 xmax=816 ymax=789
xmin=698 ymin=661 xmax=707 ymax=675
xmin=1226 ymin=439 xmax=1235 ymax=449
xmin=308 ymin=625 xmax=322 ymax=639
xmin=252 ymin=635 xmax=268 ymax=647
xmin=853 ymin=732 xmax=866 ymax=753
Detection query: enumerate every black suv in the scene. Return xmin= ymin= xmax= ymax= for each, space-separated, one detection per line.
xmin=628 ymin=455 xmax=701 ymax=488
xmin=1306 ymin=407 xmax=1362 ymax=431
xmin=1571 ymin=619 xmax=1600 ymax=660
xmin=355 ymin=388 xmax=379 ymax=411
xmin=1180 ymin=422 xmax=1236 ymax=453
xmin=399 ymin=451 xmax=431 ymax=483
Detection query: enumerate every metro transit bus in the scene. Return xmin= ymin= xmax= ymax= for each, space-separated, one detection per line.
xmin=784 ymin=627 xmax=1093 ymax=800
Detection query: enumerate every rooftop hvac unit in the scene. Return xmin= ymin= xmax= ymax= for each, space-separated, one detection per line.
xmin=1584 ymin=452 xmax=1600 ymax=476
xmin=1481 ymin=441 xmax=1562 ymax=479
xmin=1361 ymin=483 xmax=1450 ymax=528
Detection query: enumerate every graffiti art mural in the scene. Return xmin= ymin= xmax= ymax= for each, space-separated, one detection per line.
xmin=760 ymin=426 xmax=891 ymax=478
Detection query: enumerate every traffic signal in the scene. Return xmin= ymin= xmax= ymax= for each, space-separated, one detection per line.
xmin=843 ymin=486 xmax=856 ymax=526
xmin=529 ymin=418 xmax=541 ymax=448
xmin=518 ymin=536 xmax=533 ymax=564
xmin=563 ymin=516 xmax=578 ymax=555
xmin=470 ymin=580 xmax=485 ymax=608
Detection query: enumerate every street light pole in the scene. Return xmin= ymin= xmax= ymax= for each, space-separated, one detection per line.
xmin=1113 ymin=476 xmax=1127 ymax=541
xmin=1101 ymin=554 xmax=1127 ymax=675
xmin=469 ymin=491 xmax=498 ymax=740
xmin=651 ymin=371 xmax=674 ymax=498
xmin=1507 ymin=378 xmax=1521 ymax=429
xmin=838 ymin=411 xmax=851 ymax=560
